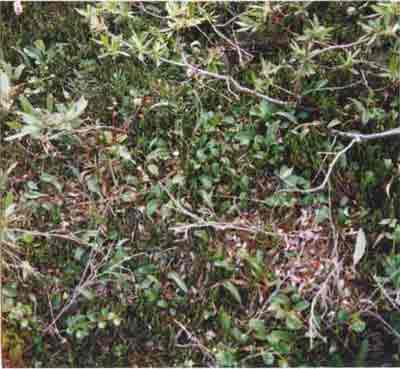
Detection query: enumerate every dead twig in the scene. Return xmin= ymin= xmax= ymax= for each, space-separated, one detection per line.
xmin=279 ymin=138 xmax=358 ymax=194
xmin=159 ymin=55 xmax=293 ymax=107
xmin=171 ymin=221 xmax=278 ymax=238
xmin=333 ymin=127 xmax=400 ymax=142
xmin=173 ymin=319 xmax=216 ymax=366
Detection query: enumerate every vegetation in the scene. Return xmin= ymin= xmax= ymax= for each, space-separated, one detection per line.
xmin=1 ymin=2 xmax=400 ymax=367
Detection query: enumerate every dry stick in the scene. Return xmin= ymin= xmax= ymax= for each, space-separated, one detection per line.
xmin=310 ymin=35 xmax=370 ymax=59
xmin=209 ymin=22 xmax=253 ymax=66
xmin=363 ymin=309 xmax=400 ymax=341
xmin=279 ymin=138 xmax=358 ymax=194
xmin=373 ymin=276 xmax=400 ymax=312
xmin=10 ymin=228 xmax=91 ymax=246
xmin=173 ymin=319 xmax=216 ymax=365
xmin=308 ymin=267 xmax=337 ymax=349
xmin=43 ymin=246 xmax=97 ymax=334
xmin=333 ymin=127 xmax=400 ymax=141
xmin=160 ymin=183 xmax=204 ymax=223
xmin=215 ymin=11 xmax=248 ymax=27
xmin=171 ymin=221 xmax=278 ymax=238
xmin=47 ymin=293 xmax=68 ymax=343
xmin=281 ymin=127 xmax=400 ymax=194
xmin=159 ymin=56 xmax=292 ymax=107
xmin=161 ymin=184 xmax=280 ymax=238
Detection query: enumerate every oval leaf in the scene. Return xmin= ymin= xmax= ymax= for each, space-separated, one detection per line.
xmin=222 ymin=281 xmax=242 ymax=305
xmin=353 ymin=228 xmax=367 ymax=267
xmin=167 ymin=271 xmax=188 ymax=293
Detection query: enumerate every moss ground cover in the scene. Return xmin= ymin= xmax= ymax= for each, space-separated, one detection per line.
xmin=1 ymin=2 xmax=400 ymax=367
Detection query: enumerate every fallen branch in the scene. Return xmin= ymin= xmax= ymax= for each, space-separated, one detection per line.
xmin=159 ymin=55 xmax=293 ymax=107
xmin=311 ymin=35 xmax=370 ymax=59
xmin=279 ymin=138 xmax=358 ymax=194
xmin=173 ymin=319 xmax=216 ymax=366
xmin=171 ymin=221 xmax=278 ymax=238
xmin=333 ymin=127 xmax=400 ymax=141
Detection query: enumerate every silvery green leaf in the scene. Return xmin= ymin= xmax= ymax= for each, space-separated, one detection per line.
xmin=20 ymin=112 xmax=43 ymax=126
xmin=5 ymin=125 xmax=41 ymax=141
xmin=14 ymin=64 xmax=25 ymax=79
xmin=353 ymin=228 xmax=367 ymax=267
xmin=275 ymin=111 xmax=298 ymax=124
xmin=65 ymin=96 xmax=87 ymax=121
xmin=222 ymin=281 xmax=242 ymax=305
xmin=0 ymin=71 xmax=10 ymax=97
xmin=19 ymin=95 xmax=35 ymax=114
xmin=167 ymin=271 xmax=188 ymax=293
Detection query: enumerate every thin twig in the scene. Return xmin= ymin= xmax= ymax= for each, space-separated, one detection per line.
xmin=160 ymin=183 xmax=204 ymax=223
xmin=10 ymin=228 xmax=92 ymax=246
xmin=363 ymin=309 xmax=400 ymax=340
xmin=159 ymin=56 xmax=292 ymax=107
xmin=43 ymin=246 xmax=97 ymax=333
xmin=311 ymin=36 xmax=370 ymax=59
xmin=333 ymin=127 xmax=400 ymax=141
xmin=279 ymin=139 xmax=358 ymax=194
xmin=171 ymin=221 xmax=279 ymax=238
xmin=173 ymin=319 xmax=216 ymax=365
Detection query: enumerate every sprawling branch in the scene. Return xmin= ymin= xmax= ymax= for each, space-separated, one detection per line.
xmin=159 ymin=56 xmax=294 ymax=107
xmin=332 ymin=127 xmax=400 ymax=141
xmin=279 ymin=138 xmax=358 ymax=194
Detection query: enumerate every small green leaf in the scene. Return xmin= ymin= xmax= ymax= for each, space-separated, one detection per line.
xmin=146 ymin=198 xmax=159 ymax=217
xmin=167 ymin=271 xmax=188 ymax=293
xmin=117 ymin=145 xmax=134 ymax=163
xmin=219 ymin=309 xmax=232 ymax=334
xmin=86 ymin=175 xmax=101 ymax=196
xmin=74 ymin=247 xmax=85 ymax=261
xmin=147 ymin=164 xmax=159 ymax=176
xmin=285 ymin=311 xmax=303 ymax=330
xmin=222 ymin=281 xmax=242 ymax=305
xmin=41 ymin=172 xmax=63 ymax=192
xmin=20 ymin=112 xmax=43 ymax=126
xmin=77 ymin=287 xmax=94 ymax=300
xmin=199 ymin=175 xmax=213 ymax=189
xmin=262 ymin=352 xmax=275 ymax=366
xmin=19 ymin=95 xmax=35 ymax=114
xmin=22 ymin=233 xmax=34 ymax=244
xmin=231 ymin=327 xmax=248 ymax=343
xmin=14 ymin=64 xmax=25 ymax=79
xmin=215 ymin=350 xmax=237 ymax=367
xmin=337 ymin=309 xmax=350 ymax=323
xmin=351 ymin=319 xmax=366 ymax=333
xmin=266 ymin=330 xmax=291 ymax=344
xmin=4 ymin=191 xmax=14 ymax=208
xmin=46 ymin=93 xmax=54 ymax=112
xmin=236 ymin=131 xmax=252 ymax=145
xmin=5 ymin=125 xmax=41 ymax=141
xmin=275 ymin=111 xmax=298 ymax=124
xmin=249 ymin=318 xmax=268 ymax=340
xmin=355 ymin=338 xmax=369 ymax=366
xmin=66 ymin=96 xmax=87 ymax=121
xmin=294 ymin=300 xmax=310 ymax=312
xmin=270 ymin=294 xmax=290 ymax=306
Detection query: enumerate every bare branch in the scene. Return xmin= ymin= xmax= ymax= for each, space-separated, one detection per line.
xmin=171 ymin=221 xmax=279 ymax=238
xmin=311 ymin=36 xmax=370 ymax=59
xmin=333 ymin=127 xmax=400 ymax=141
xmin=279 ymin=139 xmax=358 ymax=194
xmin=173 ymin=319 xmax=216 ymax=365
xmin=159 ymin=56 xmax=293 ymax=107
